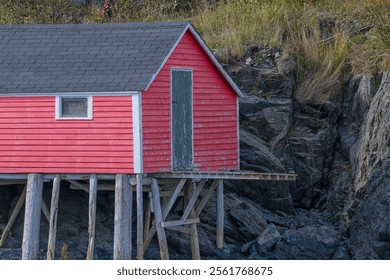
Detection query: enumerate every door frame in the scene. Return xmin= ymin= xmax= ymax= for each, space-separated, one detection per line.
xmin=170 ymin=67 xmax=194 ymax=171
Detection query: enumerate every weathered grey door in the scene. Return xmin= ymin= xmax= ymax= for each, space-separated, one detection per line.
xmin=171 ymin=69 xmax=193 ymax=170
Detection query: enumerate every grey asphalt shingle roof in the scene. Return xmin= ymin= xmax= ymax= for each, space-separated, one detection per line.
xmin=0 ymin=21 xmax=190 ymax=94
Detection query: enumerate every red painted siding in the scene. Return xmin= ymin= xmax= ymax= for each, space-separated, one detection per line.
xmin=0 ymin=96 xmax=134 ymax=173
xmin=142 ymin=30 xmax=239 ymax=172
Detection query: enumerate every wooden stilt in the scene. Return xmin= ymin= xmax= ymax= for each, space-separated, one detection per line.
xmin=136 ymin=174 xmax=144 ymax=260
xmin=0 ymin=185 xmax=27 ymax=247
xmin=86 ymin=174 xmax=97 ymax=260
xmin=150 ymin=179 xmax=169 ymax=260
xmin=47 ymin=175 xmax=60 ymax=260
xmin=143 ymin=193 xmax=151 ymax=241
xmin=113 ymin=174 xmax=132 ymax=260
xmin=186 ymin=181 xmax=200 ymax=260
xmin=22 ymin=173 xmax=43 ymax=260
xmin=216 ymin=179 xmax=224 ymax=249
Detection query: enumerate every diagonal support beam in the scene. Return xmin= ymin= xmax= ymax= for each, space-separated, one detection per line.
xmin=0 ymin=186 xmax=27 ymax=247
xmin=195 ymin=179 xmax=219 ymax=217
xmin=181 ymin=179 xmax=206 ymax=222
xmin=150 ymin=179 xmax=169 ymax=260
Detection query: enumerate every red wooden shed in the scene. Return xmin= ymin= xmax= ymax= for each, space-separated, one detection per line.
xmin=0 ymin=21 xmax=243 ymax=175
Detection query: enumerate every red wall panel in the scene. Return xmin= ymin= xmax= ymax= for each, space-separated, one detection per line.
xmin=0 ymin=96 xmax=134 ymax=173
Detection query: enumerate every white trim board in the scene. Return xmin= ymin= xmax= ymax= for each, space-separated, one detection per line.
xmin=132 ymin=94 xmax=143 ymax=174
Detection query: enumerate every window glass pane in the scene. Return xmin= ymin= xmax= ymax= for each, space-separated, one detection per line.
xmin=61 ymin=98 xmax=88 ymax=117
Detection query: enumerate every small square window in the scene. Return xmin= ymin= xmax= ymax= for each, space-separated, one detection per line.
xmin=56 ymin=96 xmax=92 ymax=119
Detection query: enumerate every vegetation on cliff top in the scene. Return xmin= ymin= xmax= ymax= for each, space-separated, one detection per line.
xmin=0 ymin=0 xmax=389 ymax=103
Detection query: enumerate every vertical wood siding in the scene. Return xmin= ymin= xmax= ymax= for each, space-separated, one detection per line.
xmin=0 ymin=96 xmax=134 ymax=173
xmin=142 ymin=31 xmax=239 ymax=172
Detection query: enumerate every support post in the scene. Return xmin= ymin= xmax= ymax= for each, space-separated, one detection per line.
xmin=0 ymin=186 xmax=27 ymax=247
xmin=22 ymin=173 xmax=43 ymax=260
xmin=114 ymin=174 xmax=132 ymax=260
xmin=47 ymin=175 xmax=60 ymax=260
xmin=143 ymin=193 xmax=151 ymax=241
xmin=86 ymin=174 xmax=97 ymax=260
xmin=150 ymin=179 xmax=169 ymax=260
xmin=136 ymin=174 xmax=143 ymax=260
xmin=186 ymin=181 xmax=200 ymax=260
xmin=216 ymin=179 xmax=224 ymax=249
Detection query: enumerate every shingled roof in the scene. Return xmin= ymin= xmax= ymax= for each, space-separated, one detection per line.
xmin=0 ymin=21 xmax=198 ymax=94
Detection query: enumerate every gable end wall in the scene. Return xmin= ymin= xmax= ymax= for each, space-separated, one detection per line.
xmin=142 ymin=30 xmax=239 ymax=173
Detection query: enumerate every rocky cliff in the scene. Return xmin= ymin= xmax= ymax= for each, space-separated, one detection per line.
xmin=226 ymin=47 xmax=389 ymax=259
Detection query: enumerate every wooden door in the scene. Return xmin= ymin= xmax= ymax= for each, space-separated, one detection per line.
xmin=171 ymin=69 xmax=193 ymax=170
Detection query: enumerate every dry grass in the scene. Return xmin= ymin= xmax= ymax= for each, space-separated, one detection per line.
xmin=192 ymin=0 xmax=389 ymax=103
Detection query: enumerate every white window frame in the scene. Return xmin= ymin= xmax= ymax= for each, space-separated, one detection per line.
xmin=55 ymin=95 xmax=93 ymax=120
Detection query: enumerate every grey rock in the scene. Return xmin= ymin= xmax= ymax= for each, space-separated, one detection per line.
xmin=229 ymin=201 xmax=268 ymax=240
xmin=252 ymin=223 xmax=281 ymax=255
xmin=275 ymin=225 xmax=338 ymax=259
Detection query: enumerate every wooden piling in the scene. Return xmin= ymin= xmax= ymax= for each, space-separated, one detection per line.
xmin=150 ymin=179 xmax=169 ymax=260
xmin=136 ymin=174 xmax=143 ymax=260
xmin=47 ymin=175 xmax=60 ymax=260
xmin=216 ymin=179 xmax=224 ymax=249
xmin=22 ymin=173 xmax=43 ymax=260
xmin=186 ymin=181 xmax=200 ymax=260
xmin=143 ymin=193 xmax=151 ymax=241
xmin=114 ymin=174 xmax=132 ymax=260
xmin=0 ymin=186 xmax=27 ymax=247
xmin=86 ymin=174 xmax=98 ymax=260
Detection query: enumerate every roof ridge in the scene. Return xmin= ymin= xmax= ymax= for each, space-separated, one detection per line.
xmin=0 ymin=21 xmax=190 ymax=29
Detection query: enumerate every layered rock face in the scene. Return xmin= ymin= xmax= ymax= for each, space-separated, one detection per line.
xmin=228 ymin=47 xmax=389 ymax=259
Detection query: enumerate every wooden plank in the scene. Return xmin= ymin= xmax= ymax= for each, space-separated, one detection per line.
xmin=150 ymin=171 xmax=297 ymax=181
xmin=181 ymin=180 xmax=205 ymax=222
xmin=113 ymin=174 xmax=132 ymax=260
xmin=150 ymin=179 xmax=169 ymax=260
xmin=136 ymin=174 xmax=144 ymax=260
xmin=186 ymin=184 xmax=200 ymax=260
xmin=162 ymin=218 xmax=200 ymax=228
xmin=22 ymin=173 xmax=43 ymax=260
xmin=0 ymin=185 xmax=27 ymax=247
xmin=195 ymin=179 xmax=219 ymax=217
xmin=165 ymin=226 xmax=193 ymax=235
xmin=0 ymin=180 xmax=26 ymax=186
xmin=216 ymin=180 xmax=224 ymax=249
xmin=47 ymin=175 xmax=60 ymax=260
xmin=0 ymin=174 xmax=28 ymax=180
xmin=86 ymin=174 xmax=98 ymax=260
